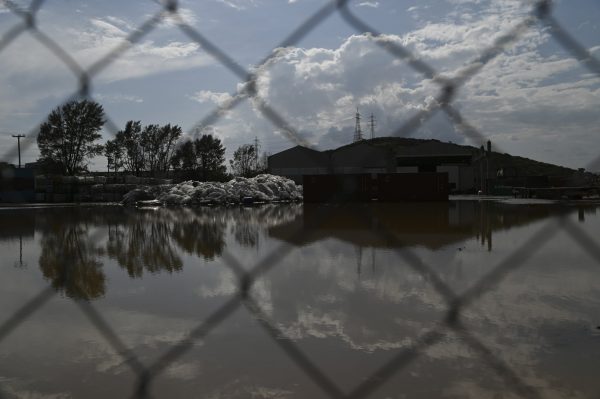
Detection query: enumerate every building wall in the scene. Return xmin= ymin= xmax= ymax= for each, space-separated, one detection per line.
xmin=331 ymin=142 xmax=394 ymax=172
xmin=268 ymin=146 xmax=330 ymax=183
xmin=303 ymin=173 xmax=449 ymax=202
xmin=458 ymin=165 xmax=475 ymax=192
xmin=267 ymin=142 xmax=476 ymax=192
xmin=396 ymin=166 xmax=419 ymax=173
xmin=437 ymin=165 xmax=458 ymax=191
xmin=436 ymin=165 xmax=475 ymax=193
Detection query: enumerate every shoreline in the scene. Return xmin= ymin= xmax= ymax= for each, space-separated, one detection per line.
xmin=2 ymin=196 xmax=600 ymax=209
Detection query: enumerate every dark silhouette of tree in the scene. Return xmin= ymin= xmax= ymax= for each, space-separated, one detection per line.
xmin=141 ymin=124 xmax=182 ymax=175
xmin=114 ymin=121 xmax=181 ymax=175
xmin=172 ymin=134 xmax=227 ymax=181
xmin=37 ymin=100 xmax=105 ymax=175
xmin=196 ymin=134 xmax=227 ymax=181
xmin=230 ymin=144 xmax=257 ymax=177
xmin=104 ymin=138 xmax=123 ymax=174
xmin=116 ymin=120 xmax=144 ymax=175
xmin=171 ymin=139 xmax=196 ymax=172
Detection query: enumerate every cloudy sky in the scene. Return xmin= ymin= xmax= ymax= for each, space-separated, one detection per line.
xmin=0 ymin=0 xmax=599 ymax=171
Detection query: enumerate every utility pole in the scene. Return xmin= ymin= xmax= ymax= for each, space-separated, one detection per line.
xmin=353 ymin=108 xmax=363 ymax=142
xmin=369 ymin=113 xmax=376 ymax=140
xmin=11 ymin=134 xmax=25 ymax=168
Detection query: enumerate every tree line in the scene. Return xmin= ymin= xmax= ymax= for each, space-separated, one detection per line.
xmin=36 ymin=100 xmax=268 ymax=179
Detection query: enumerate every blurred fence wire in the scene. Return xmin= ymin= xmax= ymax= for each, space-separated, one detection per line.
xmin=1 ymin=0 xmax=600 ymax=398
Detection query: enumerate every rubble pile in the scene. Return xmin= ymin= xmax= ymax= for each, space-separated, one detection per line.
xmin=122 ymin=174 xmax=302 ymax=206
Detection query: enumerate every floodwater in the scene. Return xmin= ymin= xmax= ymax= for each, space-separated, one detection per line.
xmin=0 ymin=200 xmax=599 ymax=399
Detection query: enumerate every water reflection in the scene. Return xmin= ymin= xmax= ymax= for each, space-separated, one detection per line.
xmin=39 ymin=222 xmax=105 ymax=299
xmin=106 ymin=210 xmax=183 ymax=278
xmin=269 ymin=201 xmax=593 ymax=251
xmin=2 ymin=205 xmax=304 ymax=299
xmin=0 ymin=201 xmax=599 ymax=398
xmin=171 ymin=209 xmax=227 ymax=260
xmin=0 ymin=201 xmax=595 ymax=300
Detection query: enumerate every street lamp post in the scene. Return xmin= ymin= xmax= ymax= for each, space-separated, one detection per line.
xmin=11 ymin=134 xmax=25 ymax=168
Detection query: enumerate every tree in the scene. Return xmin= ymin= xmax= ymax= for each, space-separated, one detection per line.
xmin=230 ymin=144 xmax=256 ymax=177
xmin=158 ymin=124 xmax=183 ymax=173
xmin=116 ymin=121 xmax=144 ymax=175
xmin=171 ymin=140 xmax=196 ymax=171
xmin=37 ymin=100 xmax=105 ymax=175
xmin=172 ymin=134 xmax=227 ymax=181
xmin=196 ymin=134 xmax=227 ymax=180
xmin=104 ymin=138 xmax=123 ymax=174
xmin=114 ymin=121 xmax=182 ymax=176
xmin=140 ymin=123 xmax=182 ymax=175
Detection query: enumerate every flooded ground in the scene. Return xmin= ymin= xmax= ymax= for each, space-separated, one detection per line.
xmin=0 ymin=200 xmax=599 ymax=399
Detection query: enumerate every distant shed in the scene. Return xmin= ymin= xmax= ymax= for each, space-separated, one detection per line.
xmin=268 ymin=145 xmax=329 ymax=184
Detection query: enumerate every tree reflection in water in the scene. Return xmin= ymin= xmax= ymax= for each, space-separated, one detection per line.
xmin=38 ymin=215 xmax=105 ymax=300
xmin=170 ymin=208 xmax=227 ymax=260
xmin=229 ymin=204 xmax=304 ymax=248
xmin=34 ymin=205 xmax=303 ymax=299
xmin=106 ymin=209 xmax=183 ymax=277
xmin=230 ymin=208 xmax=260 ymax=248
xmin=33 ymin=201 xmax=584 ymax=301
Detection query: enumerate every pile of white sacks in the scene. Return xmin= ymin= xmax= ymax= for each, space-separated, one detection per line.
xmin=122 ymin=174 xmax=302 ymax=206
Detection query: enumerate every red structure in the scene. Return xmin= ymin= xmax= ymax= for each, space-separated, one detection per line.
xmin=303 ymin=173 xmax=448 ymax=202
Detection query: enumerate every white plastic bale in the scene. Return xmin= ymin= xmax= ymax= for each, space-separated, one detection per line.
xmin=123 ymin=174 xmax=301 ymax=206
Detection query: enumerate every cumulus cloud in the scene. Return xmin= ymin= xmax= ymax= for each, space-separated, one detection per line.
xmin=189 ymin=90 xmax=234 ymax=107
xmin=67 ymin=18 xmax=209 ymax=81
xmin=184 ymin=0 xmax=599 ymax=168
xmin=356 ymin=1 xmax=379 ymax=8
xmin=1 ymin=0 xmax=598 ymax=170
xmin=0 ymin=11 xmax=212 ymax=164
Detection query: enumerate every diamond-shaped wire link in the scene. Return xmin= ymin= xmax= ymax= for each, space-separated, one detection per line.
xmin=0 ymin=0 xmax=599 ymax=398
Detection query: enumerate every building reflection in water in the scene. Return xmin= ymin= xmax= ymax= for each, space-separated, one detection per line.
xmin=0 ymin=201 xmax=596 ymax=300
xmin=268 ymin=201 xmax=588 ymax=252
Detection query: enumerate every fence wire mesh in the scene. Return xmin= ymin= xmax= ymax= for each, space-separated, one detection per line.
xmin=0 ymin=0 xmax=600 ymax=398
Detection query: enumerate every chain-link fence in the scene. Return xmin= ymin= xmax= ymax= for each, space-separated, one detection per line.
xmin=1 ymin=0 xmax=600 ymax=398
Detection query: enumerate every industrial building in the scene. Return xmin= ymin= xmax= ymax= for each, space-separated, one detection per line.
xmin=267 ymin=138 xmax=481 ymax=193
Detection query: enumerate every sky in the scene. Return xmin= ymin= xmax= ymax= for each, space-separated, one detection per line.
xmin=0 ymin=0 xmax=599 ymax=171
